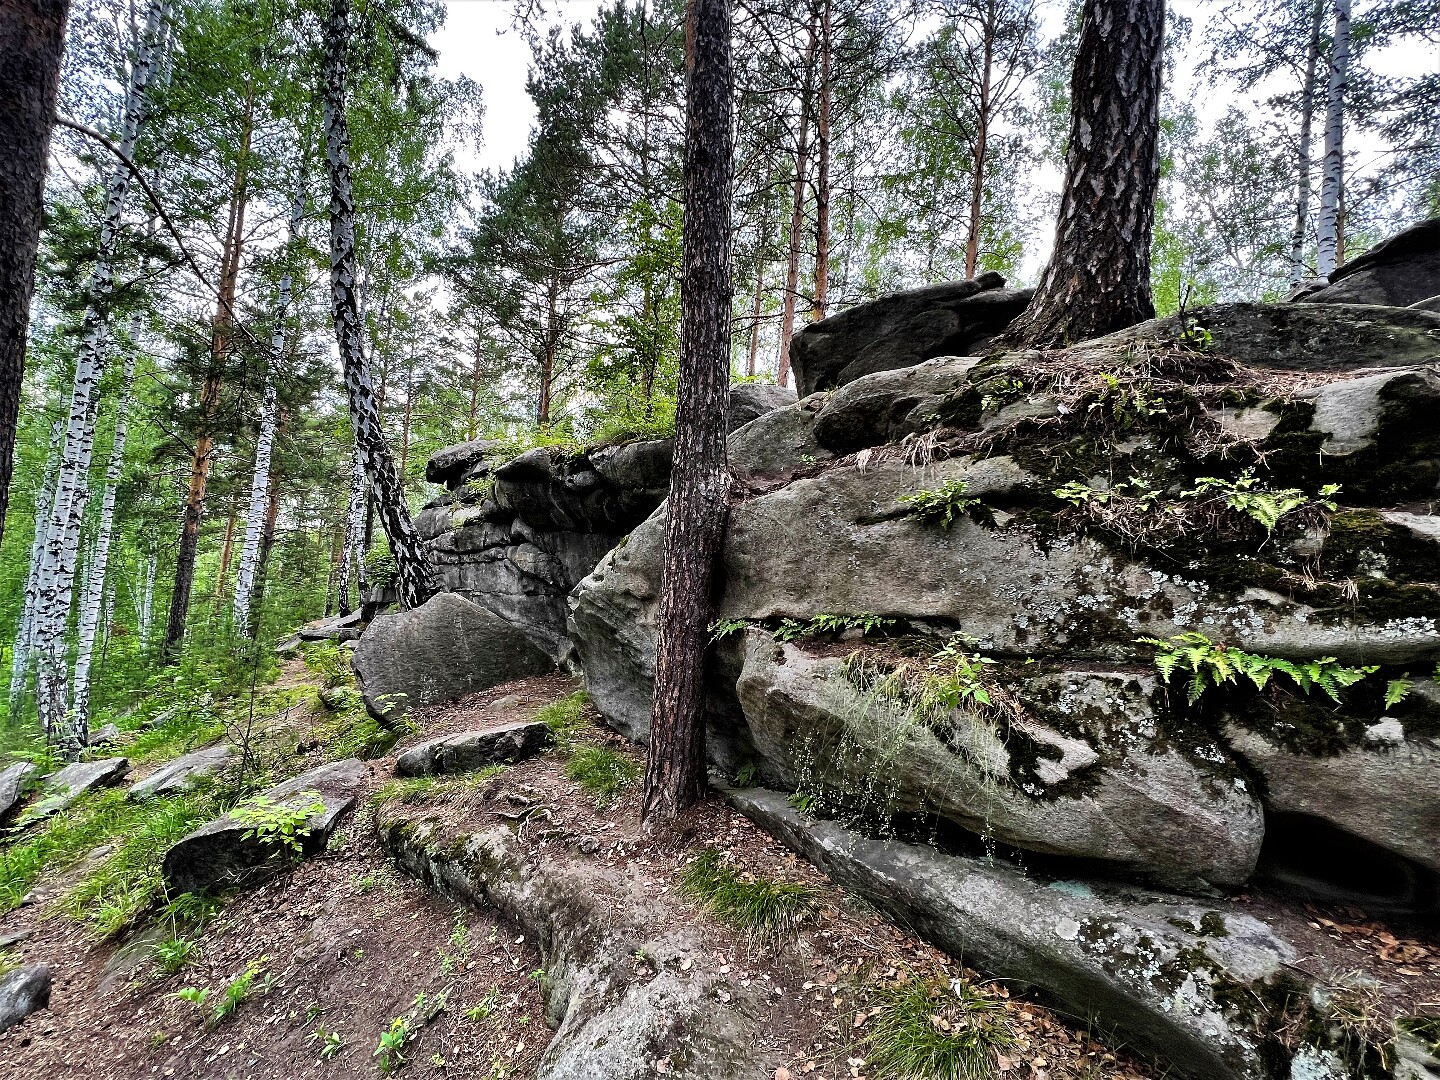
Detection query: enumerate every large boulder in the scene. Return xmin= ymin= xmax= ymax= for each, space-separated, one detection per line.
xmin=127 ymin=744 xmax=236 ymax=802
xmin=14 ymin=757 xmax=130 ymax=828
xmin=161 ymin=758 xmax=368 ymax=894
xmin=727 ymin=392 xmax=835 ymax=476
xmin=0 ymin=761 xmax=38 ymax=823
xmin=394 ymin=721 xmax=553 ymax=777
xmin=737 ymin=634 xmax=1263 ymax=889
xmin=1296 ymin=218 xmax=1440 ymax=308
xmin=0 ymin=965 xmax=51 ymax=1033
xmin=789 ymin=272 xmax=1032 ymax=395
xmin=353 ymin=593 xmax=554 ymax=722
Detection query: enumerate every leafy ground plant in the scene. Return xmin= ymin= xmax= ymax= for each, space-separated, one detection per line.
xmin=862 ymin=975 xmax=1014 ymax=1080
xmin=231 ymin=792 xmax=326 ymax=855
xmin=1141 ymin=631 xmax=1379 ymax=704
xmin=679 ymin=847 xmax=817 ymax=941
xmin=563 ymin=746 xmax=640 ymax=804
xmin=153 ymin=936 xmax=200 ymax=976
xmin=899 ymin=479 xmax=989 ymax=529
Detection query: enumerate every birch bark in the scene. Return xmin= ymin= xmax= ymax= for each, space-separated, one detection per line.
xmin=1315 ymin=0 xmax=1350 ymax=279
xmin=9 ymin=419 xmax=63 ymax=713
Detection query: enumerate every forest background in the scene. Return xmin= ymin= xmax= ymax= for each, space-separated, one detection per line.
xmin=2 ymin=0 xmax=1435 ymax=752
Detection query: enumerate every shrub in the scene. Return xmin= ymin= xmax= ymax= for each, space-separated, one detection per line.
xmin=230 ymin=792 xmax=326 ymax=856
xmin=899 ymin=480 xmax=990 ymax=529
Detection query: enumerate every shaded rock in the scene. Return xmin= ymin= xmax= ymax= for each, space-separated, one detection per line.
xmin=722 ymin=784 xmax=1297 ymax=1080
xmin=394 ymin=721 xmax=552 ymax=777
xmin=1170 ymin=302 xmax=1440 ymax=371
xmin=737 ymin=634 xmax=1263 ymax=889
xmin=426 ymin=438 xmax=508 ymax=488
xmin=588 ymin=438 xmax=674 ymax=491
xmin=377 ymin=807 xmax=767 ymax=1080
xmin=0 ymin=762 xmax=38 ymax=823
xmin=297 ymin=608 xmax=363 ymax=641
xmin=789 ymin=273 xmax=1028 ymax=395
xmin=1296 ymin=218 xmax=1440 ymax=308
xmin=353 ymin=593 xmax=554 ymax=722
xmin=0 ymin=964 xmax=50 ymax=1033
xmin=15 ymin=757 xmax=130 ymax=828
xmin=162 ymin=758 xmax=367 ymax=894
xmin=87 ymin=723 xmax=121 ymax=748
xmin=274 ymin=634 xmax=303 ymax=656
xmin=726 ymin=382 xmax=797 ymax=430
xmin=0 ymin=929 xmax=33 ymax=949
xmin=728 ymin=393 xmax=835 ymax=475
xmin=128 ymin=744 xmax=235 ymax=802
xmin=813 ymin=354 xmax=982 ymax=453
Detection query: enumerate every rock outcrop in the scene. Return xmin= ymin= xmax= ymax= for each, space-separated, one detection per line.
xmin=0 ymin=964 xmax=51 ymax=1034
xmin=162 ymin=758 xmax=367 ymax=894
xmin=394 ymin=721 xmax=552 ymax=777
xmin=353 ymin=593 xmax=554 ymax=722
xmin=14 ymin=758 xmax=130 ymax=828
xmin=0 ymin=761 xmax=38 ymax=823
xmin=127 ymin=744 xmax=235 ymax=802
xmin=1295 ymin=217 xmax=1440 ymax=308
xmin=788 ymin=271 xmax=1032 ymax=395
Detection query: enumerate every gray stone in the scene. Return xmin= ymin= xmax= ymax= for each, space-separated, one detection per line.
xmin=726 ymin=381 xmax=797 ymax=430
xmin=813 ymin=354 xmax=982 ymax=452
xmin=727 ymin=393 xmax=835 ymax=475
xmin=87 ymin=722 xmax=121 ymax=748
xmin=0 ymin=964 xmax=50 ymax=1033
xmin=426 ymin=438 xmax=509 ymax=489
xmin=0 ymin=761 xmax=38 ymax=822
xmin=297 ymin=608 xmax=363 ymax=641
xmin=721 ymin=784 xmax=1294 ymax=1080
xmin=15 ymin=757 xmax=130 ymax=828
xmin=737 ymin=634 xmax=1263 ymax=888
xmin=588 ymin=438 xmax=674 ymax=490
xmin=789 ymin=273 xmax=1028 ymax=395
xmin=353 ymin=593 xmax=554 ymax=722
xmin=394 ymin=721 xmax=552 ymax=777
xmin=0 ymin=929 xmax=33 ymax=950
xmin=161 ymin=758 xmax=368 ymax=894
xmin=127 ymin=744 xmax=236 ymax=802
xmin=1296 ymin=218 xmax=1440 ymax=308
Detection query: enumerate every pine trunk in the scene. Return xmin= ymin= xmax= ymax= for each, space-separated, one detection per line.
xmin=1315 ymin=0 xmax=1350 ymax=279
xmin=644 ymin=0 xmax=734 ymax=823
xmin=811 ymin=0 xmax=831 ymax=322
xmin=964 ymin=1 xmax=996 ymax=279
xmin=1003 ymin=0 xmax=1163 ymax=349
xmin=0 ymin=0 xmax=71 ymax=548
xmin=775 ymin=13 xmax=817 ymax=387
xmin=1290 ymin=0 xmax=1323 ymax=287
xmin=323 ymin=0 xmax=433 ymax=611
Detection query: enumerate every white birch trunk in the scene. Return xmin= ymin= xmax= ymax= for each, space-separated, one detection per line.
xmin=10 ymin=420 xmax=64 ymax=714
xmin=33 ymin=0 xmax=169 ymax=753
xmin=70 ymin=340 xmax=138 ymax=730
xmin=234 ymin=180 xmax=305 ymax=637
xmin=1315 ymin=0 xmax=1351 ymax=279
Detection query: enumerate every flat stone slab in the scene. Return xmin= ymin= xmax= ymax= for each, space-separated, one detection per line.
xmin=0 ymin=964 xmax=51 ymax=1033
xmin=14 ymin=758 xmax=130 ymax=828
xmin=87 ymin=723 xmax=121 ymax=747
xmin=161 ymin=758 xmax=368 ymax=895
xmin=0 ymin=762 xmax=39 ymax=823
xmin=394 ymin=721 xmax=552 ymax=778
xmin=128 ymin=744 xmax=236 ymax=802
xmin=720 ymin=783 xmax=1302 ymax=1080
xmin=297 ymin=608 xmax=363 ymax=641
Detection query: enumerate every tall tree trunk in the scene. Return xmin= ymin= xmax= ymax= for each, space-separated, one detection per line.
xmin=163 ymin=84 xmax=253 ymax=661
xmin=323 ymin=0 xmax=433 ymax=610
xmin=34 ymin=0 xmax=168 ymax=752
xmin=234 ymin=178 xmax=303 ymax=636
xmin=338 ymin=443 xmax=365 ymax=615
xmin=811 ymin=0 xmax=831 ymax=322
xmin=776 ymin=12 xmax=817 ymax=387
xmin=1290 ymin=0 xmax=1323 ymax=287
xmin=746 ymin=254 xmax=766 ymax=376
xmin=71 ymin=338 xmax=138 ymax=729
xmin=538 ymin=279 xmax=559 ymax=424
xmin=212 ymin=495 xmax=238 ymax=604
xmin=250 ymin=408 xmax=286 ymax=632
xmin=467 ymin=330 xmax=483 ymax=439
xmin=644 ymin=0 xmax=734 ymax=823
xmin=964 ymin=0 xmax=996 ymax=279
xmin=0 ymin=0 xmax=71 ymax=548
xmin=1315 ymin=0 xmax=1350 ymax=279
xmin=1003 ymin=0 xmax=1163 ymax=349
xmin=10 ymin=419 xmax=63 ymax=713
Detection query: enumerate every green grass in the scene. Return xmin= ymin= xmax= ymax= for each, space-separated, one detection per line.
xmin=371 ymin=768 xmax=504 ymax=807
xmin=862 ymin=976 xmax=1014 ymax=1080
xmin=678 ymin=847 xmax=817 ymax=940
xmin=533 ymin=691 xmax=590 ymax=751
xmin=563 ymin=746 xmax=640 ymax=803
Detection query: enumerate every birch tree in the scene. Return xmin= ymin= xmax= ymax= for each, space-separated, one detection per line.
xmin=1315 ymin=0 xmax=1351 ymax=278
xmin=322 ymin=0 xmax=433 ymax=610
xmin=9 ymin=420 xmax=63 ymax=714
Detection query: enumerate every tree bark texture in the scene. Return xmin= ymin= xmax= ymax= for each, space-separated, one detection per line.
xmin=1315 ymin=0 xmax=1350 ymax=279
xmin=323 ymin=0 xmax=433 ymax=610
xmin=1003 ymin=0 xmax=1163 ymax=349
xmin=9 ymin=419 xmax=63 ymax=713
xmin=0 ymin=0 xmax=71 ymax=550
xmin=811 ymin=0 xmax=831 ymax=322
xmin=643 ymin=0 xmax=734 ymax=823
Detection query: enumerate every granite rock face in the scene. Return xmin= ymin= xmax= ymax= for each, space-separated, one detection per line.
xmin=0 ymin=965 xmax=51 ymax=1033
xmin=394 ymin=721 xmax=553 ymax=777
xmin=1295 ymin=218 xmax=1440 ymax=308
xmin=128 ymin=744 xmax=236 ymax=802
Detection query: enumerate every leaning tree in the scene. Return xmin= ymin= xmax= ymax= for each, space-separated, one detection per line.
xmin=1004 ymin=0 xmax=1164 ymax=348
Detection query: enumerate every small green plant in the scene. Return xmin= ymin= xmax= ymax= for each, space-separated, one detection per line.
xmin=1184 ymin=470 xmax=1339 ymax=532
xmin=153 ymin=936 xmax=200 ymax=976
xmin=863 ymin=975 xmax=1014 ymax=1080
xmin=311 ymin=1025 xmax=345 ymax=1061
xmin=173 ymin=986 xmax=210 ymax=1008
xmin=372 ymin=769 xmax=502 ymax=807
xmin=1385 ymin=678 xmax=1413 ymax=709
xmin=772 ymin=612 xmax=896 ymax=643
xmin=466 ymin=986 xmax=503 ymax=1022
xmin=786 ymin=790 xmax=816 ymax=814
xmin=679 ymin=847 xmax=817 ymax=941
xmin=841 ymin=641 xmax=1005 ymax=727
xmin=708 ymin=617 xmax=749 ymax=642
xmin=230 ymin=792 xmax=326 ymax=856
xmin=1140 ymin=631 xmax=1379 ymax=704
xmin=733 ymin=761 xmax=759 ymax=787
xmin=564 ymin=746 xmax=640 ymax=803
xmin=374 ymin=1015 xmax=412 ymax=1074
xmin=362 ymin=547 xmax=399 ymax=589
xmin=899 ymin=479 xmax=988 ymax=529
xmin=213 ymin=959 xmax=271 ymax=1022
xmin=533 ymin=691 xmax=590 ymax=750
xmin=302 ymin=640 xmax=354 ymax=689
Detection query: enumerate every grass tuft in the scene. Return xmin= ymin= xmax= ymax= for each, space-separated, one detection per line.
xmin=679 ymin=847 xmax=817 ymax=940
xmin=534 ymin=691 xmax=590 ymax=752
xmin=563 ymin=746 xmax=639 ymax=803
xmin=863 ymin=975 xmax=1013 ymax=1080
xmin=371 ymin=768 xmax=504 ymax=807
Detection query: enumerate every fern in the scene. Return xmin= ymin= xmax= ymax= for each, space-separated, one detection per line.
xmin=1184 ymin=470 xmax=1339 ymax=532
xmin=1386 ymin=678 xmax=1413 ymax=709
xmin=1140 ymin=632 xmax=1378 ymax=704
xmin=900 ymin=479 xmax=988 ymax=529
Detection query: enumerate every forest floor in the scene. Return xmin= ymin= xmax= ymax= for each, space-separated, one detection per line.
xmin=0 ymin=654 xmax=1433 ymax=1079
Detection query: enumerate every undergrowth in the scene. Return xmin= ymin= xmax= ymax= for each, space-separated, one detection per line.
xmin=899 ymin=479 xmax=991 ymax=529
xmin=534 ymin=691 xmax=590 ymax=751
xmin=862 ymin=975 xmax=1014 ymax=1080
xmin=372 ymin=768 xmax=504 ymax=806
xmin=679 ymin=847 xmax=817 ymax=941
xmin=563 ymin=746 xmax=639 ymax=804
xmin=1141 ymin=631 xmax=1380 ymax=704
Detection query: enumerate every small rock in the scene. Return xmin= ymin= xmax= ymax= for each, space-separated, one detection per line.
xmin=128 ymin=744 xmax=235 ymax=802
xmin=15 ymin=758 xmax=130 ymax=828
xmin=0 ymin=929 xmax=34 ymax=950
xmin=577 ymin=835 xmax=600 ymax=855
xmin=0 ymin=761 xmax=39 ymax=823
xmin=394 ymin=722 xmax=553 ymax=778
xmin=1364 ymin=718 xmax=1406 ymax=747
xmin=87 ymin=723 xmax=121 ymax=748
xmin=0 ymin=965 xmax=51 ymax=1033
